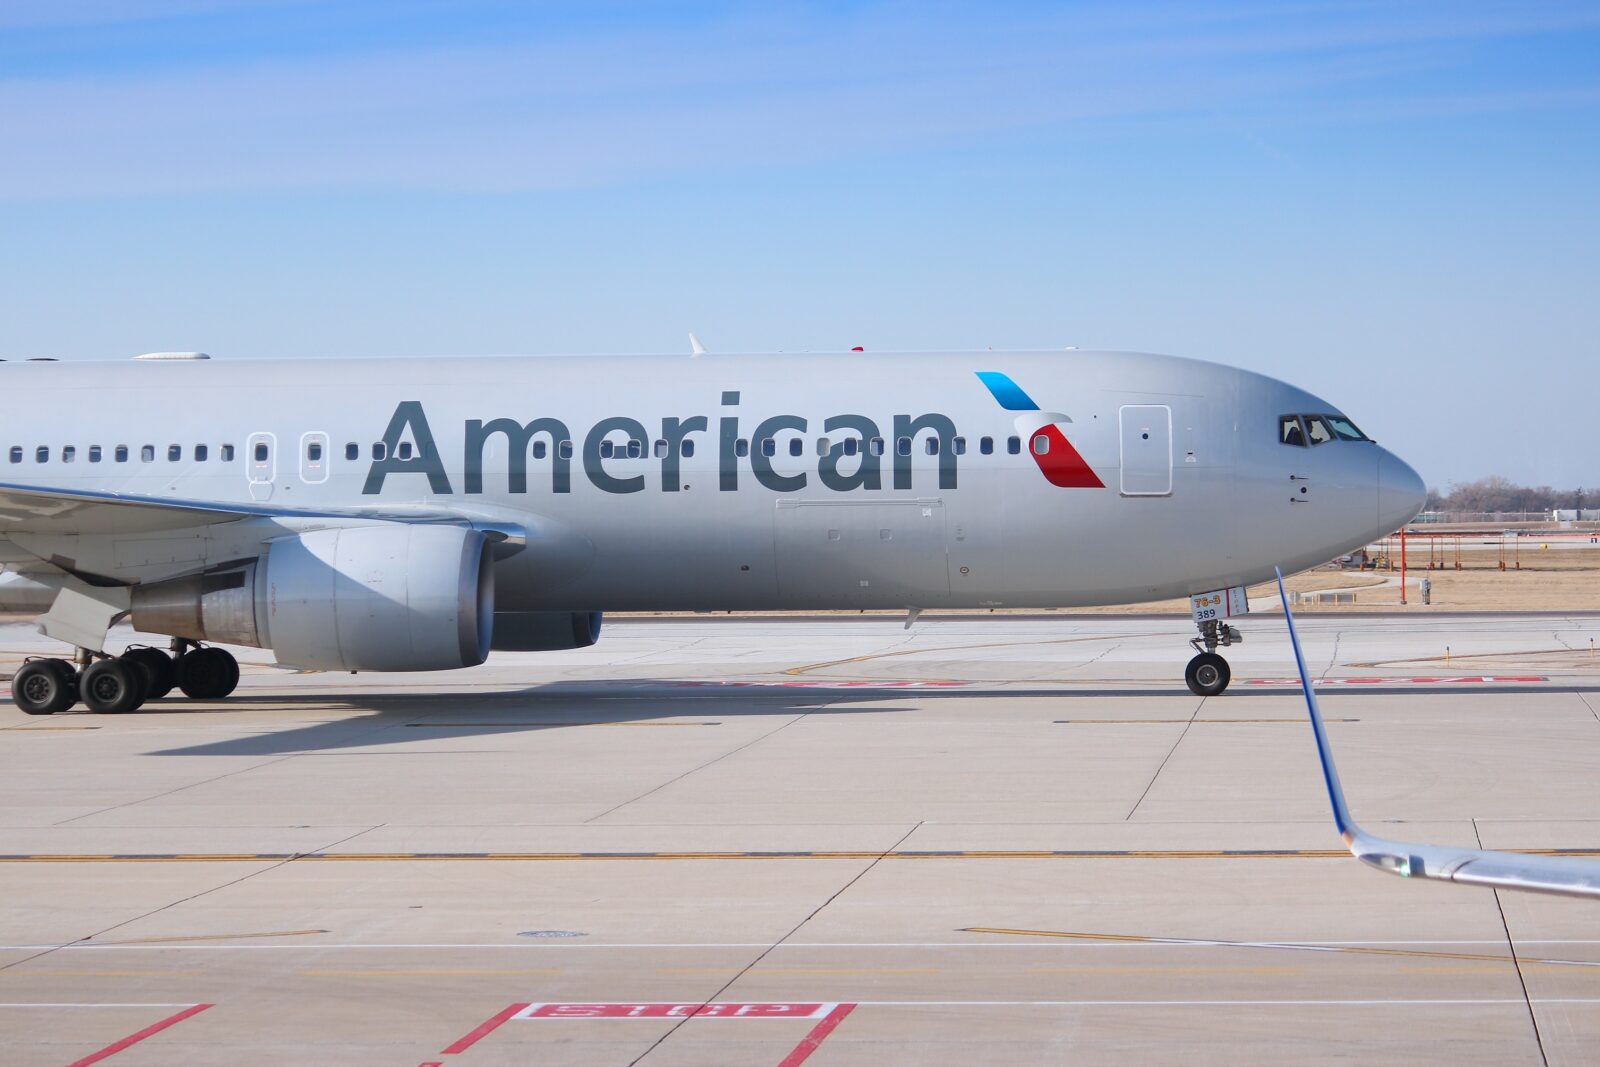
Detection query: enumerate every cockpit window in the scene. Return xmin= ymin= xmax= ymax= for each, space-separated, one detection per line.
xmin=1304 ymin=415 xmax=1334 ymax=446
xmin=1281 ymin=413 xmax=1370 ymax=446
xmin=1325 ymin=414 xmax=1369 ymax=441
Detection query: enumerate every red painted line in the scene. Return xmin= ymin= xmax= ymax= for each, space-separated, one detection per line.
xmin=440 ymin=1003 xmax=530 ymax=1055
xmin=67 ymin=1003 xmax=212 ymax=1067
xmin=776 ymin=1002 xmax=856 ymax=1067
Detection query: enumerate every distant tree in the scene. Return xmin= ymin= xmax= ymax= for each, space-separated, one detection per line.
xmin=1436 ymin=477 xmax=1594 ymax=514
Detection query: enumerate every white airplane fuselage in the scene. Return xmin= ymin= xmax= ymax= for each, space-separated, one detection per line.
xmin=0 ymin=350 xmax=1422 ymax=617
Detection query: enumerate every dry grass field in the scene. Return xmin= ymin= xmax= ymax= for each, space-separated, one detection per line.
xmin=1088 ymin=540 xmax=1600 ymax=613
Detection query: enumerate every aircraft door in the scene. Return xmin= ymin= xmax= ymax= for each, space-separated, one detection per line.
xmin=246 ymin=432 xmax=276 ymax=501
xmin=1119 ymin=405 xmax=1172 ymax=496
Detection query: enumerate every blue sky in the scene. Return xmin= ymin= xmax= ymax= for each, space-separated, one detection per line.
xmin=3 ymin=1 xmax=1598 ymax=489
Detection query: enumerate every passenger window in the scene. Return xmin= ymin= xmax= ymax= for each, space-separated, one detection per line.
xmin=627 ymin=439 xmax=643 ymax=459
xmin=734 ymin=438 xmax=749 ymax=458
xmin=980 ymin=436 xmax=994 ymax=455
xmin=925 ymin=437 xmax=940 ymax=456
xmin=252 ymin=443 xmax=267 ymax=463
xmin=307 ymin=442 xmax=323 ymax=462
xmin=168 ymin=445 xmax=182 ymax=462
xmin=88 ymin=446 xmax=102 ymax=463
xmin=842 ymin=438 xmax=858 ymax=457
xmin=195 ymin=444 xmax=208 ymax=462
xmin=599 ymin=440 xmax=614 ymax=459
xmin=8 ymin=447 xmax=21 ymax=463
xmin=896 ymin=437 xmax=911 ymax=457
xmin=1032 ymin=433 xmax=1050 ymax=455
xmin=816 ymin=437 xmax=830 ymax=455
xmin=870 ymin=437 xmax=885 ymax=457
xmin=761 ymin=438 xmax=776 ymax=457
xmin=953 ymin=436 xmax=966 ymax=455
xmin=345 ymin=443 xmax=359 ymax=461
xmin=35 ymin=446 xmax=48 ymax=463
xmin=558 ymin=441 xmax=573 ymax=460
xmin=115 ymin=445 xmax=129 ymax=463
xmin=533 ymin=441 xmax=547 ymax=460
xmin=1006 ymin=436 xmax=1021 ymax=455
xmin=371 ymin=442 xmax=385 ymax=460
xmin=681 ymin=439 xmax=696 ymax=458
xmin=1304 ymin=415 xmax=1333 ymax=446
xmin=62 ymin=446 xmax=76 ymax=463
xmin=788 ymin=438 xmax=803 ymax=458
xmin=398 ymin=442 xmax=413 ymax=460
xmin=220 ymin=444 xmax=234 ymax=462
xmin=654 ymin=440 xmax=667 ymax=458
xmin=1279 ymin=415 xmax=1307 ymax=447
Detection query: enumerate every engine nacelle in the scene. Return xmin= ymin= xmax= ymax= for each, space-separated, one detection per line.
xmin=131 ymin=524 xmax=494 ymax=672
xmin=490 ymin=611 xmax=602 ymax=651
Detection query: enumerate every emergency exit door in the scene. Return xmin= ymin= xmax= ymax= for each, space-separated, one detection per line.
xmin=1119 ymin=405 xmax=1172 ymax=496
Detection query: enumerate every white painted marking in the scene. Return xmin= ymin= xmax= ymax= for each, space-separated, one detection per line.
xmin=4 ymin=939 xmax=1600 ymax=950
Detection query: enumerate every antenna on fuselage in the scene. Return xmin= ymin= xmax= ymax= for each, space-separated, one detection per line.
xmin=689 ymin=333 xmax=707 ymax=357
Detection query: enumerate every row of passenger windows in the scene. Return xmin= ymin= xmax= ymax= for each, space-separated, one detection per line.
xmin=9 ymin=443 xmax=237 ymax=464
xmin=591 ymin=435 xmax=1024 ymax=460
xmin=9 ymin=435 xmax=1036 ymax=465
xmin=1278 ymin=413 xmax=1371 ymax=448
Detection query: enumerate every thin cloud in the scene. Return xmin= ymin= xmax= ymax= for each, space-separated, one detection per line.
xmin=2 ymin=2 xmax=1596 ymax=198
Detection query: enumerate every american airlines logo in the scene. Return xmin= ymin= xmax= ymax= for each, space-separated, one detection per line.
xmin=975 ymin=371 xmax=1104 ymax=489
xmin=361 ymin=374 xmax=1102 ymax=497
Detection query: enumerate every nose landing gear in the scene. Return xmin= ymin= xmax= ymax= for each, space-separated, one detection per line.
xmin=9 ymin=640 xmax=239 ymax=715
xmin=1186 ymin=617 xmax=1242 ymax=696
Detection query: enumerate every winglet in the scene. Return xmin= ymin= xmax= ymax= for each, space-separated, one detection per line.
xmin=1276 ymin=567 xmax=1356 ymax=841
xmin=1277 ymin=567 xmax=1600 ymax=898
xmin=689 ymin=333 xmax=707 ymax=357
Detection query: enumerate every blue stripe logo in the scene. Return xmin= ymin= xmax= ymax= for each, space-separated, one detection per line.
xmin=975 ymin=371 xmax=1039 ymax=411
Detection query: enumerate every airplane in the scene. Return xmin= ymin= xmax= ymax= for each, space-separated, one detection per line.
xmin=0 ymin=347 xmax=1425 ymax=715
xmin=1278 ymin=569 xmax=1600 ymax=898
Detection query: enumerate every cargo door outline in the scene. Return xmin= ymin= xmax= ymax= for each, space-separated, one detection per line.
xmin=1119 ymin=405 xmax=1172 ymax=496
xmin=774 ymin=499 xmax=950 ymax=606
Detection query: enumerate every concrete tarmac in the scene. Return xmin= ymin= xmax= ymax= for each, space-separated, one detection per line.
xmin=2 ymin=611 xmax=1600 ymax=1065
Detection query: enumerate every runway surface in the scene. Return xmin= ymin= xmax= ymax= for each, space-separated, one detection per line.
xmin=3 ymin=611 xmax=1600 ymax=1065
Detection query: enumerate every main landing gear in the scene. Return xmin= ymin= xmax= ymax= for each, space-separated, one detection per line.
xmin=1185 ymin=617 xmax=1242 ymax=697
xmin=11 ymin=640 xmax=239 ymax=715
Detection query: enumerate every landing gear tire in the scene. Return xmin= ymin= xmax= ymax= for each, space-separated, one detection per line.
xmin=123 ymin=648 xmax=176 ymax=700
xmin=12 ymin=659 xmax=77 ymax=715
xmin=80 ymin=658 xmax=147 ymax=714
xmin=1185 ymin=652 xmax=1231 ymax=697
xmin=176 ymin=647 xmax=239 ymax=700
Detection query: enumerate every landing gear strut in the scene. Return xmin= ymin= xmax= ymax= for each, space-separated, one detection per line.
xmin=1185 ymin=618 xmax=1242 ymax=697
xmin=9 ymin=642 xmax=238 ymax=715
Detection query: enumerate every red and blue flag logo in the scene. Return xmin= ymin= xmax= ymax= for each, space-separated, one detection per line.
xmin=976 ymin=371 xmax=1104 ymax=488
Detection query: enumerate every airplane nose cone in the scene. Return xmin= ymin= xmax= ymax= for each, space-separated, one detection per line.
xmin=1377 ymin=450 xmax=1426 ymax=534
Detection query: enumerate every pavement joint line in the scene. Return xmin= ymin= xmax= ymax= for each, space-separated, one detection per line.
xmin=628 ymin=820 xmax=922 ymax=1066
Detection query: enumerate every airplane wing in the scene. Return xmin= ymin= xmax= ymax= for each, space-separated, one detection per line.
xmin=1278 ymin=568 xmax=1600 ymax=899
xmin=0 ymin=480 xmax=473 ymax=535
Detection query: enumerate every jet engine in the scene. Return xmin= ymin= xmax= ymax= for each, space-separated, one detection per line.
xmin=131 ymin=524 xmax=494 ymax=672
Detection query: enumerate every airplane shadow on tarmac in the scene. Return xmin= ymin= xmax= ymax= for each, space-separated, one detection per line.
xmin=130 ymin=680 xmax=1588 ymax=757
xmin=141 ymin=681 xmax=917 ymax=757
